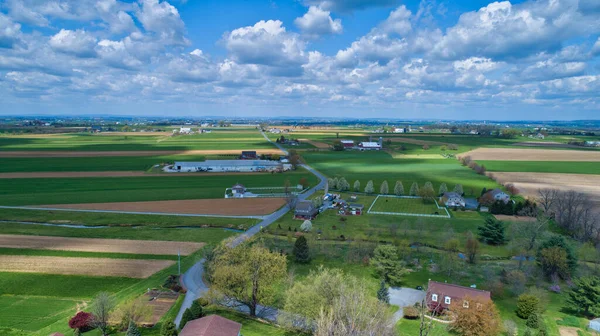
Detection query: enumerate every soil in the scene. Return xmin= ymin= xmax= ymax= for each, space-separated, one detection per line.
xmin=514 ymin=141 xmax=583 ymax=149
xmin=0 ymin=255 xmax=174 ymax=278
xmin=459 ymin=148 xmax=600 ymax=161
xmin=559 ymin=326 xmax=580 ymax=336
xmin=385 ymin=137 xmax=452 ymax=146
xmin=299 ymin=139 xmax=330 ymax=148
xmin=0 ymin=234 xmax=204 ymax=255
xmin=0 ymin=149 xmax=284 ymax=158
xmin=37 ymin=198 xmax=286 ymax=216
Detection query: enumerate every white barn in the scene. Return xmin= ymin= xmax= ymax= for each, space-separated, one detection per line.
xmin=171 ymin=160 xmax=288 ymax=173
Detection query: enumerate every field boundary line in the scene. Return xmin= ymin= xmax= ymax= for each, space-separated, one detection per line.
xmin=367 ymin=194 xmax=451 ymax=218
xmin=0 ymin=205 xmax=264 ymax=219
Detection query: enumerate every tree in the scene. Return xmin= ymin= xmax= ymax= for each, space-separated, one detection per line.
xmin=508 ymin=216 xmax=548 ymax=269
xmin=377 ymin=279 xmax=390 ymax=304
xmin=454 ymin=184 xmax=464 ymax=195
xmin=516 ymin=294 xmax=540 ymax=319
xmin=337 ymin=177 xmax=350 ymax=191
xmin=537 ymin=235 xmax=577 ymax=279
xmin=208 ymin=243 xmax=287 ymax=316
xmin=126 ymin=320 xmax=141 ymax=336
xmin=394 ymin=181 xmax=404 ymax=196
xmin=380 ymin=180 xmax=389 ymax=195
xmin=353 ymin=180 xmax=360 ymax=192
xmin=371 ymin=245 xmax=406 ymax=286
xmin=566 ymin=276 xmax=600 ymax=317
xmin=422 ymin=144 xmax=430 ymax=150
xmin=504 ymin=320 xmax=518 ymax=336
xmin=283 ymin=179 xmax=297 ymax=210
xmin=525 ymin=314 xmax=539 ymax=329
xmin=288 ymin=149 xmax=300 ymax=168
xmin=477 ymin=217 xmax=506 ymax=245
xmin=365 ymin=180 xmax=375 ymax=194
xmin=69 ymin=311 xmax=93 ymax=333
xmin=298 ymin=177 xmax=309 ymax=189
xmin=332 ymin=140 xmax=344 ymax=151
xmin=300 ymin=220 xmax=312 ymax=232
xmin=465 ymin=232 xmax=479 ymax=264
xmin=409 ymin=182 xmax=419 ymax=196
xmin=179 ymin=308 xmax=194 ymax=329
xmin=438 ymin=183 xmax=448 ymax=196
xmin=160 ymin=320 xmax=178 ymax=336
xmin=90 ymin=292 xmax=115 ymax=336
xmin=448 ymin=296 xmax=501 ymax=336
xmin=419 ymin=182 xmax=435 ymax=203
xmin=190 ymin=300 xmax=203 ymax=319
xmin=113 ymin=297 xmax=153 ymax=330
xmin=293 ymin=235 xmax=310 ymax=263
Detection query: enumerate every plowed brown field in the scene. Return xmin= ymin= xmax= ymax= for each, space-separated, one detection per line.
xmin=459 ymin=148 xmax=600 ymax=161
xmin=0 ymin=255 xmax=174 ymax=278
xmin=0 ymin=234 xmax=204 ymax=255
xmin=38 ymin=198 xmax=285 ymax=216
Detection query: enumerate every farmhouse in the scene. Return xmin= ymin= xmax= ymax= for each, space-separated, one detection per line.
xmin=393 ymin=127 xmax=407 ymax=133
xmin=180 ymin=315 xmax=242 ymax=336
xmin=426 ymin=280 xmax=491 ymax=310
xmin=441 ymin=192 xmax=465 ymax=207
xmin=294 ymin=200 xmax=318 ymax=220
xmin=171 ymin=160 xmax=287 ymax=173
xmin=484 ymin=188 xmax=511 ymax=204
xmin=340 ymin=140 xmax=355 ymax=148
xmin=179 ymin=127 xmax=192 ymax=134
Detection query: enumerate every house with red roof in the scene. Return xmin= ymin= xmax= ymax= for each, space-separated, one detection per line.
xmin=426 ymin=280 xmax=491 ymax=311
xmin=180 ymin=315 xmax=241 ymax=336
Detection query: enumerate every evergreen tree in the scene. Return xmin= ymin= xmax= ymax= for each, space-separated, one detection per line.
xmin=438 ymin=183 xmax=448 ymax=196
xmin=526 ymin=314 xmax=539 ymax=329
xmin=293 ymin=235 xmax=310 ymax=263
xmin=126 ymin=321 xmax=141 ymax=336
xmin=566 ymin=276 xmax=600 ymax=317
xmin=481 ymin=187 xmax=488 ymax=196
xmin=394 ymin=181 xmax=404 ymax=196
xmin=190 ymin=300 xmax=203 ymax=319
xmin=179 ymin=309 xmax=194 ymax=329
xmin=453 ymin=184 xmax=464 ymax=195
xmin=380 ymin=180 xmax=389 ymax=195
xmin=161 ymin=321 xmax=178 ymax=336
xmin=377 ymin=279 xmax=390 ymax=304
xmin=537 ymin=235 xmax=578 ymax=278
xmin=353 ymin=180 xmax=360 ymax=192
xmin=409 ymin=182 xmax=419 ymax=196
xmin=365 ymin=180 xmax=374 ymax=194
xmin=478 ymin=217 xmax=507 ymax=245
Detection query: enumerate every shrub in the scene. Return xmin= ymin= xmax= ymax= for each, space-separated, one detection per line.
xmin=549 ymin=284 xmax=561 ymax=293
xmin=68 ymin=311 xmax=94 ymax=332
xmin=403 ymin=306 xmax=419 ymax=319
xmin=160 ymin=320 xmax=178 ymax=336
xmin=526 ymin=313 xmax=539 ymax=329
xmin=300 ymin=220 xmax=312 ymax=232
xmin=190 ymin=300 xmax=203 ymax=319
xmin=516 ymin=294 xmax=539 ymax=319
xmin=504 ymin=320 xmax=518 ymax=336
xmin=126 ymin=320 xmax=141 ymax=336
xmin=196 ymin=297 xmax=210 ymax=307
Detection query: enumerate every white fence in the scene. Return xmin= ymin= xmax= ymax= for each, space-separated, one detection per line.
xmin=367 ymin=195 xmax=451 ymax=218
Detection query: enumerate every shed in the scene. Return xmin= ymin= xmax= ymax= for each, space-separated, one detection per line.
xmin=294 ymin=201 xmax=318 ymax=220
xmin=240 ymin=151 xmax=257 ymax=159
xmin=231 ymin=184 xmax=246 ymax=195
xmin=590 ymin=318 xmax=600 ymax=332
xmin=180 ymin=315 xmax=241 ymax=336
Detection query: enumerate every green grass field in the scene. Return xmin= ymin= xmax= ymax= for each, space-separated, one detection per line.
xmin=302 ymin=151 xmax=498 ymax=197
xmin=369 ymin=196 xmax=444 ymax=215
xmin=480 ymin=160 xmax=600 ymax=174
xmin=0 ymin=296 xmax=80 ymax=333
xmin=0 ymin=169 xmax=316 ymax=205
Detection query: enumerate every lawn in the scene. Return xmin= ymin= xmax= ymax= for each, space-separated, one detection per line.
xmin=479 ymin=160 xmax=600 ymax=174
xmin=0 ymin=169 xmax=317 ymax=205
xmin=0 ymin=296 xmax=79 ymax=333
xmin=369 ymin=196 xmax=447 ymax=216
xmin=301 ymin=151 xmax=499 ymax=198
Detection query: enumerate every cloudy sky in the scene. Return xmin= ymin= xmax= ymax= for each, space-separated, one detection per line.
xmin=0 ymin=0 xmax=599 ymax=120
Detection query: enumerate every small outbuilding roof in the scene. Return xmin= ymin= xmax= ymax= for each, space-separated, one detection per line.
xmin=359 ymin=142 xmax=381 ymax=148
xmin=180 ymin=315 xmax=242 ymax=336
xmin=443 ymin=192 xmax=463 ymax=199
xmin=427 ymin=280 xmax=491 ymax=303
xmin=295 ymin=201 xmax=318 ymax=215
xmin=231 ymin=183 xmax=246 ymax=189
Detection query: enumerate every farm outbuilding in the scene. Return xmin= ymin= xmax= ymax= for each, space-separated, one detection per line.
xmin=171 ymin=160 xmax=288 ymax=173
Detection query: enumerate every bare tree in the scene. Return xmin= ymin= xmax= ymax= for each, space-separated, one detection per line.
xmin=537 ymin=189 xmax=557 ymax=216
xmin=551 ymin=190 xmax=599 ymax=242
xmin=90 ymin=292 xmax=115 ymax=336
xmin=509 ymin=216 xmax=549 ymax=269
xmin=284 ymin=179 xmax=298 ymax=210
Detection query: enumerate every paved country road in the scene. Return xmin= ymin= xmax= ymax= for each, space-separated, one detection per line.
xmin=175 ymin=135 xmax=327 ymax=326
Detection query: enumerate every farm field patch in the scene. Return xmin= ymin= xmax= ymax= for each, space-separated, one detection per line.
xmin=0 ymin=170 xmax=316 ymax=205
xmin=368 ymin=196 xmax=446 ymax=216
xmin=0 ymin=255 xmax=175 ymax=278
xmin=459 ymin=147 xmax=600 ymax=161
xmin=298 ymin=138 xmax=330 ymax=148
xmin=0 ymin=149 xmax=282 ymax=157
xmin=0 ymin=296 xmax=79 ymax=332
xmin=0 ymin=234 xmax=204 ymax=255
xmin=479 ymin=160 xmax=600 ymax=174
xmin=37 ymin=198 xmax=286 ymax=216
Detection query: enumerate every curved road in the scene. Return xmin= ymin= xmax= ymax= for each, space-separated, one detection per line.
xmin=175 ymin=133 xmax=326 ymax=326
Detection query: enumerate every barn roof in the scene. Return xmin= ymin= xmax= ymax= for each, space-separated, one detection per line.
xmin=180 ymin=315 xmax=242 ymax=336
xmin=428 ymin=280 xmax=491 ymax=301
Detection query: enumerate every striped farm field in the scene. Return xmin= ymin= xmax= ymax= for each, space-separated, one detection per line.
xmin=0 ymin=234 xmax=204 ymax=255
xmin=0 ymin=255 xmax=175 ymax=278
xmin=459 ymin=148 xmax=600 ymax=162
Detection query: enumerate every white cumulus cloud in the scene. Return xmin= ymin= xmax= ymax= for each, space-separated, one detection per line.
xmin=295 ymin=6 xmax=342 ymax=38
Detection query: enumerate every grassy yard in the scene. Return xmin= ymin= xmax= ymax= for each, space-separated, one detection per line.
xmin=0 ymin=169 xmax=316 ymax=205
xmin=0 ymin=296 xmax=80 ymax=333
xmin=369 ymin=196 xmax=445 ymax=216
xmin=480 ymin=160 xmax=600 ymax=174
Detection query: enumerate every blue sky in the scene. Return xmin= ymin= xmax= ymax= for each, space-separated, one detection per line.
xmin=0 ymin=0 xmax=599 ymax=120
